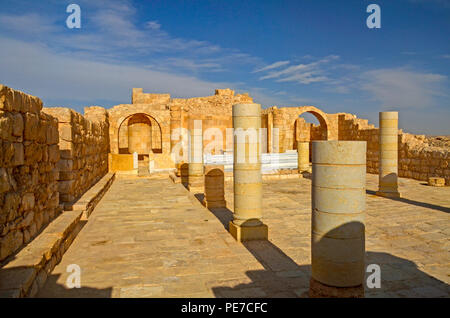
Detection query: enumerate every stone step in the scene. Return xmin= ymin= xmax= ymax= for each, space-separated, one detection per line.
xmin=66 ymin=173 xmax=116 ymax=219
xmin=0 ymin=210 xmax=83 ymax=298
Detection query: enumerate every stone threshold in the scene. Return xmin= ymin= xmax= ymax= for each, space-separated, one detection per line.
xmin=0 ymin=210 xmax=83 ymax=298
xmin=67 ymin=173 xmax=116 ymax=220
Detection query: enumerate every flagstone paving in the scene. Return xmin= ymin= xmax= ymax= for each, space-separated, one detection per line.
xmin=38 ymin=173 xmax=450 ymax=298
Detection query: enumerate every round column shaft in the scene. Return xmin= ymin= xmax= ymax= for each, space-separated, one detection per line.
xmin=309 ymin=141 xmax=366 ymax=298
xmin=297 ymin=141 xmax=310 ymax=173
xmin=188 ymin=119 xmax=204 ymax=193
xmin=229 ymin=103 xmax=268 ymax=242
xmin=377 ymin=111 xmax=400 ymax=198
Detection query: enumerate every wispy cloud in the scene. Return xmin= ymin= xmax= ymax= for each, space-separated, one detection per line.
xmin=361 ymin=68 xmax=447 ymax=109
xmin=257 ymin=55 xmax=340 ymax=84
xmin=0 ymin=37 xmax=231 ymax=107
xmin=252 ymin=61 xmax=290 ymax=73
xmin=0 ymin=0 xmax=261 ymax=73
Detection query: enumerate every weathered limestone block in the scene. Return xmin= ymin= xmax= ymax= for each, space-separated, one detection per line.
xmin=203 ymin=165 xmax=226 ymax=208
xmin=229 ymin=103 xmax=268 ymax=242
xmin=57 ymin=159 xmax=73 ymax=172
xmin=309 ymin=140 xmax=366 ymax=298
xmin=24 ymin=113 xmax=39 ymax=141
xmin=24 ymin=141 xmax=42 ymax=165
xmin=12 ymin=143 xmax=24 ymax=166
xmin=48 ymin=144 xmax=60 ymax=163
xmin=21 ymin=193 xmax=35 ymax=211
xmin=0 ymin=111 xmax=13 ymax=140
xmin=11 ymin=113 xmax=24 ymax=137
xmin=0 ymin=167 xmax=10 ymax=193
xmin=0 ymin=230 xmax=24 ymax=261
xmin=428 ymin=177 xmax=445 ymax=187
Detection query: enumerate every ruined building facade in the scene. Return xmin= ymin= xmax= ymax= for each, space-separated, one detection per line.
xmin=0 ymin=84 xmax=448 ymax=263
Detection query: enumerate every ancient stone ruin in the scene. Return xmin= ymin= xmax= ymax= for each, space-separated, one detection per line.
xmin=0 ymin=84 xmax=448 ymax=298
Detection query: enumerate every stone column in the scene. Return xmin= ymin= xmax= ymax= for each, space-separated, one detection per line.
xmin=203 ymin=165 xmax=226 ymax=208
xmin=188 ymin=119 xmax=204 ymax=194
xmin=273 ymin=108 xmax=285 ymax=153
xmin=133 ymin=151 xmax=138 ymax=171
xmin=229 ymin=103 xmax=268 ymax=242
xmin=297 ymin=141 xmax=310 ymax=173
xmin=376 ymin=111 xmax=400 ymax=198
xmin=170 ymin=105 xmax=182 ymax=152
xmin=309 ymin=141 xmax=366 ymax=298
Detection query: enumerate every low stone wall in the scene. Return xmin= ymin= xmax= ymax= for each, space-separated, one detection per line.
xmin=338 ymin=114 xmax=449 ymax=185
xmin=0 ymin=85 xmax=60 ymax=262
xmin=42 ymin=107 xmax=109 ymax=205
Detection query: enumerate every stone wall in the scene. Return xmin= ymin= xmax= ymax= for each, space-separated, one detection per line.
xmin=338 ymin=113 xmax=449 ymax=185
xmin=42 ymin=107 xmax=109 ymax=205
xmin=0 ymin=85 xmax=60 ymax=262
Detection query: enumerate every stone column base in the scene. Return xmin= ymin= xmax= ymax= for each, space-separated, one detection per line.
xmin=308 ymin=278 xmax=364 ymax=298
xmin=229 ymin=221 xmax=268 ymax=242
xmin=202 ymin=199 xmax=226 ymax=209
xmin=376 ymin=190 xmax=400 ymax=198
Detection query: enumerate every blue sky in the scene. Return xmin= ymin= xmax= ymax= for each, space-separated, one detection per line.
xmin=0 ymin=0 xmax=449 ymax=134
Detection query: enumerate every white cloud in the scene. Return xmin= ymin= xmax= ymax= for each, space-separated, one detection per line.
xmin=361 ymin=68 xmax=447 ymax=109
xmin=252 ymin=61 xmax=290 ymax=73
xmin=0 ymin=37 xmax=232 ymax=106
xmin=0 ymin=1 xmax=260 ymax=72
xmin=257 ymin=55 xmax=339 ymax=84
xmin=0 ymin=13 xmax=57 ymax=35
xmin=145 ymin=21 xmax=161 ymax=30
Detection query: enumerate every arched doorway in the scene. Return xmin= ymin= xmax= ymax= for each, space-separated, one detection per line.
xmin=294 ymin=111 xmax=328 ymax=148
xmin=293 ymin=108 xmax=329 ymax=170
xmin=128 ymin=114 xmax=152 ymax=155
xmin=118 ymin=113 xmax=163 ymax=154
xmin=118 ymin=113 xmax=163 ymax=174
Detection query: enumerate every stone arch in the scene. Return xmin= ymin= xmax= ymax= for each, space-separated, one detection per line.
xmin=117 ymin=112 xmax=163 ymax=154
xmin=293 ymin=106 xmax=329 ymax=146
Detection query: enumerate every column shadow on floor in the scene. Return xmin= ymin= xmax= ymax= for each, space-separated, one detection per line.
xmin=366 ymin=190 xmax=450 ymax=213
xmin=202 ymin=214 xmax=450 ymax=298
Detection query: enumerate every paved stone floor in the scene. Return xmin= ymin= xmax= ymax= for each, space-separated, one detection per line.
xmin=38 ymin=173 xmax=450 ymax=298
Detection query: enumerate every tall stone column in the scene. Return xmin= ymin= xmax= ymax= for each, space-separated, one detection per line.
xmin=297 ymin=141 xmax=310 ymax=173
xmin=229 ymin=103 xmax=268 ymax=242
xmin=170 ymin=105 xmax=182 ymax=151
xmin=273 ymin=108 xmax=285 ymax=153
xmin=376 ymin=111 xmax=400 ymax=198
xmin=188 ymin=119 xmax=204 ymax=194
xmin=309 ymin=141 xmax=366 ymax=298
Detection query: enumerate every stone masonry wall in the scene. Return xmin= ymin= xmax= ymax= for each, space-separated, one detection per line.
xmin=0 ymin=85 xmax=60 ymax=262
xmin=338 ymin=113 xmax=449 ymax=185
xmin=42 ymin=107 xmax=109 ymax=205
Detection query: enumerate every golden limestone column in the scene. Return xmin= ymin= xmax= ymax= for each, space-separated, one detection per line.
xmin=376 ymin=111 xmax=400 ymax=198
xmin=273 ymin=107 xmax=285 ymax=153
xmin=309 ymin=141 xmax=366 ymax=298
xmin=187 ymin=119 xmax=204 ymax=194
xmin=170 ymin=105 xmax=183 ymax=175
xmin=229 ymin=103 xmax=268 ymax=242
xmin=297 ymin=141 xmax=310 ymax=173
